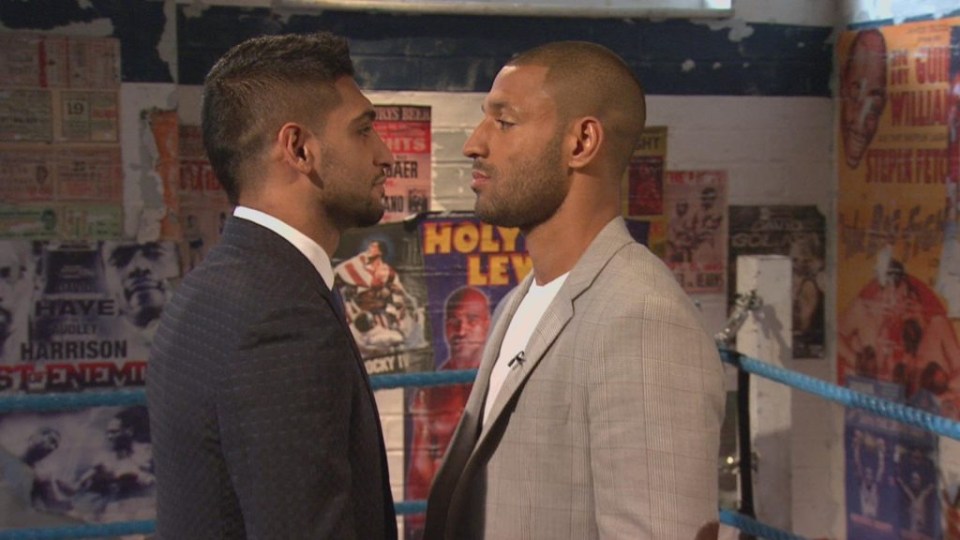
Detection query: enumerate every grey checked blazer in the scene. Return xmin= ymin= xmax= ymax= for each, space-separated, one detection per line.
xmin=424 ymin=217 xmax=725 ymax=540
xmin=147 ymin=217 xmax=396 ymax=540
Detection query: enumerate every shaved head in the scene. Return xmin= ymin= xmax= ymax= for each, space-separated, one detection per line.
xmin=507 ymin=41 xmax=647 ymax=173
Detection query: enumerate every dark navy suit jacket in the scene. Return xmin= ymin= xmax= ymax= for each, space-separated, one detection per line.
xmin=148 ymin=217 xmax=396 ymax=539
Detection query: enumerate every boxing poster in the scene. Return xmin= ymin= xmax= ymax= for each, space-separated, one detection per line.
xmin=0 ymin=34 xmax=124 ymax=242
xmin=374 ymin=105 xmax=432 ymax=222
xmin=0 ymin=239 xmax=177 ymax=392
xmin=728 ymin=205 xmax=826 ymax=358
xmin=0 ymin=406 xmax=154 ymax=531
xmin=664 ymin=170 xmax=728 ymax=293
xmin=844 ymin=376 xmax=940 ymax=540
xmin=176 ymin=125 xmax=231 ymax=276
xmin=837 ymin=18 xmax=959 ymax=399
xmin=402 ymin=213 xmax=530 ymax=539
xmin=622 ymin=126 xmax=667 ymax=218
xmin=620 ymin=126 xmax=668 ymax=259
xmin=331 ymin=221 xmax=433 ymax=376
xmin=837 ymin=17 xmax=960 ymax=540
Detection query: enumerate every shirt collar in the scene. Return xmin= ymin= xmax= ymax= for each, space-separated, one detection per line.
xmin=232 ymin=206 xmax=335 ymax=290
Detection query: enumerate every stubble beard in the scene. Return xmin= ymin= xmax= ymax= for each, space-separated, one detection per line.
xmin=322 ymin=151 xmax=386 ymax=229
xmin=328 ymin=195 xmax=384 ymax=229
xmin=474 ymin=132 xmax=567 ymax=230
xmin=354 ymin=196 xmax=386 ymax=228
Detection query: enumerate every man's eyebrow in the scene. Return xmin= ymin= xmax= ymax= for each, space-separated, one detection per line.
xmin=351 ymin=109 xmax=377 ymax=125
xmin=481 ymin=101 xmax=515 ymax=115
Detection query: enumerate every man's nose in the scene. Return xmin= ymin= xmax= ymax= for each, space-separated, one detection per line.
xmin=462 ymin=120 xmax=489 ymax=159
xmin=374 ymin=131 xmax=395 ymax=169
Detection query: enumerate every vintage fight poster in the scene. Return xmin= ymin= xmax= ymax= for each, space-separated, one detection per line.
xmin=332 ymin=221 xmax=432 ymax=376
xmin=0 ymin=240 xmax=166 ymax=530
xmin=0 ymin=239 xmax=176 ymax=390
xmin=838 ymin=17 xmax=960 ymax=540
xmin=0 ymin=145 xmax=123 ymax=241
xmin=622 ymin=126 xmax=667 ymax=218
xmin=0 ymin=406 xmax=154 ymax=529
xmin=0 ymin=33 xmax=165 ymax=532
xmin=728 ymin=205 xmax=826 ymax=358
xmin=844 ymin=376 xmax=940 ymax=540
xmin=176 ymin=124 xmax=230 ymax=275
xmin=402 ymin=213 xmax=530 ymax=539
xmin=621 ymin=126 xmax=668 ymax=258
xmin=664 ymin=170 xmax=727 ymax=293
xmin=0 ymin=34 xmax=123 ymax=244
xmin=143 ymin=108 xmax=181 ymax=242
xmin=374 ymin=105 xmax=431 ymax=222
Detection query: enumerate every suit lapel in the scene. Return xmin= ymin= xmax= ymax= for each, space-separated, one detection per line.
xmin=469 ymin=282 xmax=529 ymax=425
xmin=229 ymin=218 xmax=376 ymax=410
xmin=438 ymin=218 xmax=636 ymax=537
xmin=478 ymin=291 xmax=572 ymax=440
xmin=435 ymin=279 xmax=528 ymax=536
xmin=458 ymin=217 xmax=636 ymax=487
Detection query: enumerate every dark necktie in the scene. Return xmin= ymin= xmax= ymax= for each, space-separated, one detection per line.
xmin=331 ymin=287 xmax=347 ymax=321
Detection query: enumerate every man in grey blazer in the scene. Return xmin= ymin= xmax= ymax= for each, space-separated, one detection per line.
xmin=147 ymin=33 xmax=397 ymax=539
xmin=423 ymin=42 xmax=725 ymax=540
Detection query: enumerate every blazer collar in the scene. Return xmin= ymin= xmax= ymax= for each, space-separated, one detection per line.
xmin=467 ymin=217 xmax=636 ymax=466
xmin=477 ymin=217 xmax=633 ymax=435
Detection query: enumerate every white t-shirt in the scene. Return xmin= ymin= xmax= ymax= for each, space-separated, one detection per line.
xmin=483 ymin=273 xmax=569 ymax=424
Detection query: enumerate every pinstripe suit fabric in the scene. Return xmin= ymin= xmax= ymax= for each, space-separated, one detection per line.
xmin=147 ymin=218 xmax=396 ymax=540
xmin=424 ymin=217 xmax=725 ymax=540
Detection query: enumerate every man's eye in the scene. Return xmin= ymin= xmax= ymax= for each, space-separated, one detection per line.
xmin=496 ymin=119 xmax=514 ymax=130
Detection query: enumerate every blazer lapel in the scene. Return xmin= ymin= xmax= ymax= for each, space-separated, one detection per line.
xmin=436 ymin=279 xmax=528 ymax=536
xmin=440 ymin=217 xmax=636 ymax=537
xmin=477 ymin=292 xmax=572 ymax=440
xmin=463 ymin=217 xmax=636 ymax=471
xmin=233 ymin=218 xmax=375 ymax=398
xmin=469 ymin=282 xmax=529 ymax=426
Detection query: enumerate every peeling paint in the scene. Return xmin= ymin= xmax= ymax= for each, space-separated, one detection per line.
xmin=682 ymin=59 xmax=696 ymax=72
xmin=890 ymin=0 xmax=960 ymax=22
xmin=157 ymin=0 xmax=178 ymax=83
xmin=120 ymin=84 xmax=177 ymax=239
xmin=182 ymin=1 xmax=210 ymax=19
xmin=270 ymin=0 xmax=298 ymax=24
xmin=698 ymin=17 xmax=756 ymax=42
xmin=0 ymin=18 xmax=115 ymax=36
xmin=130 ymin=111 xmax=168 ymax=241
xmin=178 ymin=6 xmax=832 ymax=96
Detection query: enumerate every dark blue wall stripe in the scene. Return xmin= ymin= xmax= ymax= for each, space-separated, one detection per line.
xmin=177 ymin=6 xmax=832 ymax=96
xmin=0 ymin=1 xmax=833 ymax=96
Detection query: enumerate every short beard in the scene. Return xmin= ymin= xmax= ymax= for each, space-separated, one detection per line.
xmin=327 ymin=197 xmax=384 ymax=229
xmin=318 ymin=149 xmax=386 ymax=229
xmin=475 ymin=131 xmax=567 ymax=230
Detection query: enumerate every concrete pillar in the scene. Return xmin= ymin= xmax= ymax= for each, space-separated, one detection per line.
xmin=736 ymin=255 xmax=793 ymax=532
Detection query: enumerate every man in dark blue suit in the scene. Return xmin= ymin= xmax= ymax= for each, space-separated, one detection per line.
xmin=147 ymin=32 xmax=397 ymax=539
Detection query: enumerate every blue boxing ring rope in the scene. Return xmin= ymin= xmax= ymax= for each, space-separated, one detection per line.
xmin=0 ymin=351 xmax=957 ymax=539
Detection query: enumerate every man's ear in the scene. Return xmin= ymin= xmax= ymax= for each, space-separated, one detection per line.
xmin=568 ymin=117 xmax=603 ymax=169
xmin=278 ymin=122 xmax=314 ymax=174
